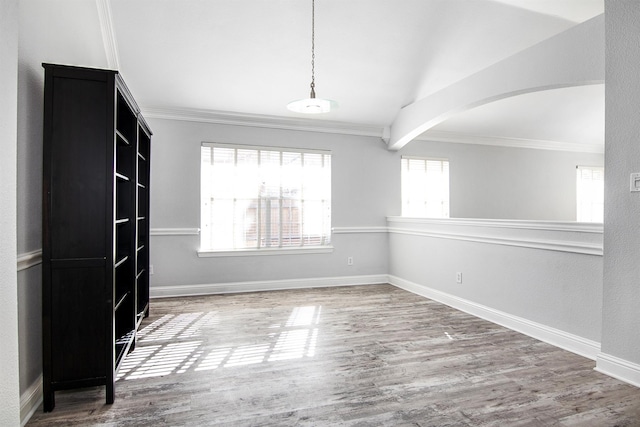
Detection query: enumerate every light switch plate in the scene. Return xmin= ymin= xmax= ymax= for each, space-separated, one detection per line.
xmin=631 ymin=173 xmax=640 ymax=192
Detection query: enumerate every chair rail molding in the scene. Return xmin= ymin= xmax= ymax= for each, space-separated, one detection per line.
xmin=387 ymin=217 xmax=603 ymax=256
xmin=17 ymin=249 xmax=42 ymax=271
xmin=150 ymin=228 xmax=200 ymax=236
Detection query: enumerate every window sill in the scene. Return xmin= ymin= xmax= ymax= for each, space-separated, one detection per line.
xmin=197 ymin=246 xmax=334 ymax=258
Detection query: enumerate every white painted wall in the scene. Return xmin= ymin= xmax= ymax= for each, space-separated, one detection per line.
xmin=0 ymin=0 xmax=21 ymax=424
xmin=148 ymin=118 xmax=396 ymax=292
xmin=598 ymin=0 xmax=640 ymax=382
xmin=401 ymin=139 xmax=604 ymax=221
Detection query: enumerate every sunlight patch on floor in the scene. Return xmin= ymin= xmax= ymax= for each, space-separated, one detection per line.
xmin=118 ymin=305 xmax=322 ymax=381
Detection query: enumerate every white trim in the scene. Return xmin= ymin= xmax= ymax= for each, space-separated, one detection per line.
xmin=17 ymin=250 xmax=42 ymax=271
xmin=141 ymin=106 xmax=384 ymax=138
xmin=150 ymin=228 xmax=200 ymax=236
xmin=387 ymin=216 xmax=603 ymax=234
xmin=332 ymin=226 xmax=388 ymax=234
xmin=401 ymin=154 xmax=449 ymax=162
xmin=595 ymin=353 xmax=640 ymax=388
xmin=95 ymin=0 xmax=120 ymax=70
xmin=150 ymin=274 xmax=387 ymax=298
xmin=417 ymin=130 xmax=604 ymax=154
xmin=20 ymin=374 xmax=42 ymax=427
xmin=388 ymin=275 xmax=601 ymax=361
xmin=197 ymin=245 xmax=334 ymax=258
xmin=151 ymin=226 xmax=388 ymax=238
xmin=387 ymin=226 xmax=603 ymax=256
xmin=138 ymin=107 xmax=604 ymax=154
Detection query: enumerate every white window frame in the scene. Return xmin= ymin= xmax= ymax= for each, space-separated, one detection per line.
xmin=576 ymin=165 xmax=604 ymax=223
xmin=198 ymin=142 xmax=333 ymax=257
xmin=401 ymin=156 xmax=450 ymax=218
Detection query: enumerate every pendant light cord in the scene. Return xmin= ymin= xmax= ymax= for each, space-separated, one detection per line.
xmin=310 ymin=0 xmax=316 ymax=98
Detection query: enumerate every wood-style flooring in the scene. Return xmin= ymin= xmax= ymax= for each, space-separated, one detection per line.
xmin=27 ymin=284 xmax=640 ymax=426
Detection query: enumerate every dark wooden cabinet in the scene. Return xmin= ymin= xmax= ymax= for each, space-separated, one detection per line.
xmin=42 ymin=63 xmax=152 ymax=412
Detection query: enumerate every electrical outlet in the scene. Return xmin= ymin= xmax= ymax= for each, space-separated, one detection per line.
xmin=149 ymin=264 xmax=154 ymax=275
xmin=347 ymin=256 xmax=354 ymax=266
xmin=456 ymin=272 xmax=462 ymax=283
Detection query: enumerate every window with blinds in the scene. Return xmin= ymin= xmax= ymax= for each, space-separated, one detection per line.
xmin=401 ymin=156 xmax=450 ymax=218
xmin=201 ymin=143 xmax=331 ymax=251
xmin=576 ymin=165 xmax=604 ymax=222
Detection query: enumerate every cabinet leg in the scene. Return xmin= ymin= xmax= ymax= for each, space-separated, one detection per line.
xmin=106 ymin=382 xmax=114 ymax=405
xmin=43 ymin=389 xmax=55 ymax=412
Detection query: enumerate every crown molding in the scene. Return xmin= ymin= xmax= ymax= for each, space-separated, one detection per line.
xmin=141 ymin=106 xmax=385 ymax=138
xmin=416 ymin=130 xmax=604 ymax=154
xmin=140 ymin=106 xmax=604 ymax=153
xmin=96 ymin=0 xmax=120 ymax=69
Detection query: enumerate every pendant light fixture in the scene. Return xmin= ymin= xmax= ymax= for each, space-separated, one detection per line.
xmin=287 ymin=0 xmax=337 ymax=114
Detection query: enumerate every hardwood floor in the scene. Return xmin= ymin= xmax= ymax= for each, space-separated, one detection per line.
xmin=27 ymin=284 xmax=640 ymax=426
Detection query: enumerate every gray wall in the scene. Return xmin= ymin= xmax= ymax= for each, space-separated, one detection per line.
xmin=388 ymin=219 xmax=603 ymax=348
xmin=148 ymin=118 xmax=396 ymax=290
xmin=602 ymin=0 xmax=640 ymax=365
xmin=402 ymin=139 xmax=604 ymax=221
xmin=148 ymin=117 xmax=603 ymax=292
xmin=16 ymin=0 xmax=109 ymax=409
xmin=1 ymin=0 xmax=21 ymax=424
xmin=12 ymin=1 xmax=624 ymax=420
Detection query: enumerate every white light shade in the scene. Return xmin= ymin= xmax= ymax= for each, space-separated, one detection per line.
xmin=287 ymin=97 xmax=338 ymax=114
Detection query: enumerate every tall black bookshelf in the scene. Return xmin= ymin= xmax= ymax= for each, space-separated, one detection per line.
xmin=42 ymin=63 xmax=152 ymax=412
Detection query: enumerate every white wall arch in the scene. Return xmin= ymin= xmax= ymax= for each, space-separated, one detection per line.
xmin=386 ymin=14 xmax=604 ymax=151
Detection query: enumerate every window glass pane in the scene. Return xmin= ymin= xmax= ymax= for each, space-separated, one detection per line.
xmin=577 ymin=166 xmax=604 ymax=222
xmin=201 ymin=144 xmax=331 ymax=250
xmin=401 ymin=157 xmax=450 ymax=218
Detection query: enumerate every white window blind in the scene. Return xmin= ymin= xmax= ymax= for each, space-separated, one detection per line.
xmin=401 ymin=157 xmax=450 ymax=218
xmin=576 ymin=165 xmax=604 ymax=222
xmin=201 ymin=143 xmax=331 ymax=251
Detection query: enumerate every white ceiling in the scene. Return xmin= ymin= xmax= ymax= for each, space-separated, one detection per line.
xmin=102 ymin=0 xmax=604 ymax=149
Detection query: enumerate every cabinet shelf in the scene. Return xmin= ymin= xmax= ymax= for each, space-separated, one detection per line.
xmin=116 ymin=130 xmax=130 ymax=146
xmin=115 ymin=329 xmax=135 ymax=368
xmin=115 ymin=256 xmax=129 ymax=268
xmin=115 ymin=291 xmax=130 ymax=311
xmin=115 ymin=218 xmax=129 ymax=225
xmin=115 ymin=172 xmax=130 ymax=182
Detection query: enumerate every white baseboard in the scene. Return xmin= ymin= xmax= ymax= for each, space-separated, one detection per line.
xmin=20 ymin=374 xmax=42 ymax=426
xmin=388 ymin=275 xmax=601 ymax=361
xmin=150 ymin=274 xmax=389 ymax=298
xmin=595 ymin=352 xmax=640 ymax=388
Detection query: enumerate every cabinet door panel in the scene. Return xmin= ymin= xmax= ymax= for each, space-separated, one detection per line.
xmin=49 ymin=77 xmax=109 ymax=259
xmin=51 ymin=267 xmax=108 ymax=382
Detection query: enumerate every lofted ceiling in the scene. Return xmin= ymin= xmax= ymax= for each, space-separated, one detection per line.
xmin=32 ymin=0 xmax=605 ymax=150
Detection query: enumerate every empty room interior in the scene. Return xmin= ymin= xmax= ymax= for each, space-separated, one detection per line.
xmin=3 ymin=0 xmax=640 ymax=425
